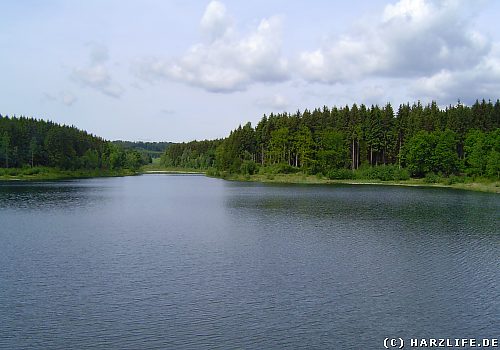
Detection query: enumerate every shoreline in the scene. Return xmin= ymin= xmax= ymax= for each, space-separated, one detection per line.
xmin=0 ymin=168 xmax=138 ymax=182
xmin=143 ymin=170 xmax=205 ymax=174
xmin=1 ymin=167 xmax=498 ymax=193
xmin=215 ymin=173 xmax=500 ymax=194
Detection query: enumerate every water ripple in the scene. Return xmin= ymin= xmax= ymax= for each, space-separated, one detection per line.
xmin=0 ymin=177 xmax=498 ymax=349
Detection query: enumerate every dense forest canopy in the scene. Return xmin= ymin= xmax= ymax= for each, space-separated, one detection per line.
xmin=161 ymin=139 xmax=223 ymax=169
xmin=3 ymin=98 xmax=499 ymax=180
xmin=161 ymin=99 xmax=499 ymax=179
xmin=0 ymin=115 xmax=149 ymax=171
xmin=112 ymin=140 xmax=172 ymax=159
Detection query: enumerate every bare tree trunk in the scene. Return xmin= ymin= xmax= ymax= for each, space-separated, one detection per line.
xmin=352 ymin=139 xmax=355 ymax=170
xmin=356 ymin=139 xmax=360 ymax=170
xmin=398 ymin=137 xmax=401 ymax=169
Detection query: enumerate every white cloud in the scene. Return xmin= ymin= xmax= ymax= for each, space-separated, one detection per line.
xmin=411 ymin=43 xmax=500 ymax=103
xmin=134 ymin=2 xmax=288 ymax=93
xmin=89 ymin=43 xmax=109 ymax=64
xmin=43 ymin=92 xmax=57 ymax=101
xmin=382 ymin=0 xmax=431 ymax=22
xmin=200 ymin=0 xmax=233 ymax=41
xmin=256 ymin=94 xmax=289 ymax=110
xmin=74 ymin=65 xmax=109 ymax=86
xmin=128 ymin=0 xmax=498 ymax=107
xmin=60 ymin=91 xmax=77 ymax=106
xmin=43 ymin=91 xmax=77 ymax=106
xmin=298 ymin=0 xmax=491 ymax=83
xmin=361 ymin=84 xmax=386 ymax=104
xmin=72 ymin=45 xmax=124 ymax=98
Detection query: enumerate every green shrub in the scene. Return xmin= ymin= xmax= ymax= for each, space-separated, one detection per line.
xmin=393 ymin=167 xmax=410 ymax=181
xmin=353 ymin=165 xmax=410 ymax=181
xmin=240 ymin=160 xmax=258 ymax=175
xmin=375 ymin=166 xmax=393 ymax=181
xmin=22 ymin=167 xmax=41 ymax=175
xmin=261 ymin=163 xmax=299 ymax=174
xmin=206 ymin=167 xmax=219 ymax=177
xmin=354 ymin=165 xmax=376 ymax=180
xmin=444 ymin=174 xmax=466 ymax=185
xmin=424 ymin=172 xmax=440 ymax=183
xmin=327 ymin=168 xmax=354 ymax=179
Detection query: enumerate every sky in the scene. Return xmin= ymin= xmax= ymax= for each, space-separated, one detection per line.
xmin=1 ymin=0 xmax=499 ymax=142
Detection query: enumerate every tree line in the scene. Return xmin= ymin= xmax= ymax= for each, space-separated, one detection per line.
xmin=0 ymin=115 xmax=149 ymax=171
xmin=112 ymin=140 xmax=172 ymax=159
xmin=162 ymin=99 xmax=499 ymax=179
xmin=161 ymin=139 xmax=223 ymax=169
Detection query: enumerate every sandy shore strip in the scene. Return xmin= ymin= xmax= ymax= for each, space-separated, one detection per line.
xmin=143 ymin=170 xmax=205 ymax=174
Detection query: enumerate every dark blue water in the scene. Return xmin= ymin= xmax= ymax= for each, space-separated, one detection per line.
xmin=0 ymin=175 xmax=498 ymax=349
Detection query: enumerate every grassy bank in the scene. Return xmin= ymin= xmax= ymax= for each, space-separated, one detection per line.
xmin=143 ymin=163 xmax=500 ymax=193
xmin=3 ymin=165 xmax=497 ymax=193
xmin=212 ymin=172 xmax=500 ymax=194
xmin=0 ymin=167 xmax=138 ymax=181
xmin=141 ymin=162 xmax=205 ymax=174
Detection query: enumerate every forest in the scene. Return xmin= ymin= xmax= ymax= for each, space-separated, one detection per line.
xmin=2 ymin=99 xmax=498 ymax=182
xmin=161 ymin=99 xmax=499 ymax=180
xmin=0 ymin=115 xmax=149 ymax=172
xmin=112 ymin=140 xmax=171 ymax=159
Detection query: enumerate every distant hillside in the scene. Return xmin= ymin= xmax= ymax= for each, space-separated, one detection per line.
xmin=112 ymin=140 xmax=172 ymax=158
xmin=158 ymin=99 xmax=500 ymax=179
xmin=0 ymin=115 xmax=149 ymax=170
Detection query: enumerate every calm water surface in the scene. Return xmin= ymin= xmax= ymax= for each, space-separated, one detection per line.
xmin=0 ymin=175 xmax=498 ymax=349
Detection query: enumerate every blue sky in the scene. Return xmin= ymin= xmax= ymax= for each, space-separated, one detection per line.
xmin=1 ymin=0 xmax=499 ymax=141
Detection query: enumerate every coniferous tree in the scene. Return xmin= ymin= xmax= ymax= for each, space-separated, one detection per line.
xmin=1 ymin=131 xmax=9 ymax=168
xmin=155 ymin=99 xmax=500 ymax=180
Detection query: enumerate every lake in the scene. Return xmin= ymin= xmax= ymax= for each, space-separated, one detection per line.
xmin=0 ymin=175 xmax=498 ymax=349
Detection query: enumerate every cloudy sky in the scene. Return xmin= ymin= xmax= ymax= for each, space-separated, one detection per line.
xmin=1 ymin=0 xmax=499 ymax=142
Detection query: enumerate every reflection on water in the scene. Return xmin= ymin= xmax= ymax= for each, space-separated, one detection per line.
xmin=0 ymin=180 xmax=109 ymax=211
xmin=225 ymin=183 xmax=498 ymax=234
xmin=0 ymin=176 xmax=498 ymax=349
xmin=222 ymin=183 xmax=499 ymax=347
